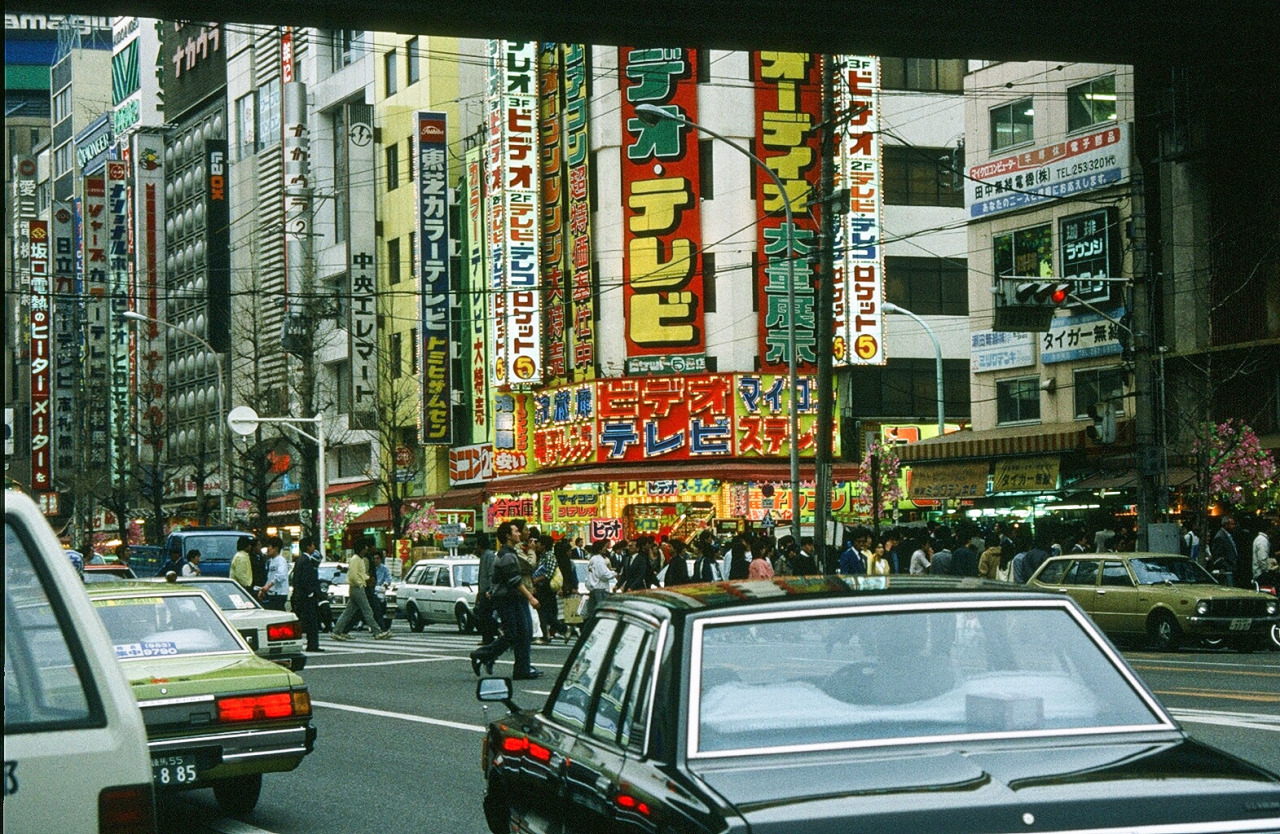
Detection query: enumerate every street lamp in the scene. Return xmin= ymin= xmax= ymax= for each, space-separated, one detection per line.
xmin=882 ymin=302 xmax=945 ymax=435
xmin=634 ymin=103 xmax=803 ymax=548
xmin=122 ymin=310 xmax=228 ymax=523
xmin=227 ymin=405 xmax=327 ymax=561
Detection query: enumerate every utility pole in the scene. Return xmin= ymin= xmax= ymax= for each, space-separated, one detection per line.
xmin=813 ymin=54 xmax=838 ymax=571
xmin=1130 ymin=168 xmax=1157 ymax=549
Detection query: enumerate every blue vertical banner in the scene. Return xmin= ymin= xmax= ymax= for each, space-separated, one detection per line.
xmin=417 ymin=111 xmax=452 ymax=445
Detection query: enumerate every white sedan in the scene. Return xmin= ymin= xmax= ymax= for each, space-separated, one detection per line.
xmin=156 ymin=576 xmax=307 ymax=670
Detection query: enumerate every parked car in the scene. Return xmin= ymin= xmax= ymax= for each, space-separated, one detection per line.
xmin=86 ymin=582 xmax=316 ymax=815
xmin=5 ymin=489 xmax=157 ymax=833
xmin=398 ymin=557 xmax=480 ymax=632
xmin=1254 ymin=568 xmax=1280 ymax=650
xmin=1027 ymin=552 xmax=1280 ymax=651
xmin=476 ymin=575 xmax=1280 ymax=834
xmin=153 ymin=576 xmax=307 ymax=671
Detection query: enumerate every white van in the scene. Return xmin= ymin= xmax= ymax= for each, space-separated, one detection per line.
xmin=4 ymin=490 xmax=156 ymax=833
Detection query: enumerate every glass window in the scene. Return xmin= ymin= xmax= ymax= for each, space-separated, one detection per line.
xmin=883 ymin=146 xmax=964 ymax=207
xmin=997 ymin=377 xmax=1040 ymax=424
xmin=53 ymin=87 xmax=72 ymax=123
xmin=334 ymin=360 xmax=351 ymax=414
xmin=453 ymin=564 xmax=479 ymax=586
xmin=257 ymin=79 xmax=281 ymax=149
xmin=1036 ymin=559 xmax=1070 ymax=585
xmin=846 ymin=358 xmax=971 ymax=421
xmin=389 ymin=331 xmax=402 ymax=379
xmin=435 ymin=566 xmax=451 ymax=587
xmin=384 ymin=49 xmax=397 ymax=95
xmin=337 ymin=443 xmax=370 ymax=479
xmin=693 ymin=606 xmax=1163 ymax=755
xmin=385 ymin=143 xmax=399 ymax=190
xmin=881 ymin=58 xmax=965 ymax=93
xmin=993 ymin=224 xmax=1053 ymax=283
xmin=885 ymin=256 xmax=968 ymax=316
xmin=1068 ymin=74 xmax=1116 ymax=133
xmin=1100 ymin=561 xmax=1132 ymax=587
xmin=990 ymin=99 xmax=1034 ymax=151
xmin=92 ymin=593 xmax=244 ymax=657
xmin=406 ymin=37 xmax=420 ymax=85
xmin=1074 ymin=366 xmax=1127 ymax=418
xmin=4 ymin=522 xmax=101 ymax=733
xmin=387 ymin=236 xmax=401 ymax=285
xmin=182 ymin=580 xmax=259 ymax=611
xmin=549 ymin=618 xmax=618 ymax=731
xmin=1063 ymin=560 xmax=1100 ymax=586
xmin=235 ymin=93 xmax=257 ymax=159
xmin=330 ymin=107 xmax=349 ymax=243
xmin=405 ymin=565 xmax=427 ymax=585
xmin=409 ymin=326 xmax=419 ymax=375
xmin=1130 ymin=558 xmax=1216 ymax=586
xmin=332 ymin=29 xmax=363 ymax=71
xmin=591 ymin=625 xmax=650 ymax=746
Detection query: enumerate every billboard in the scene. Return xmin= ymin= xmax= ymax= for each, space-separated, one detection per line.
xmin=1060 ymin=206 xmax=1120 ymax=306
xmin=619 ymin=46 xmax=705 ymax=365
xmin=81 ymin=175 xmax=111 ymax=459
xmin=417 ymin=110 xmax=452 ymax=445
xmin=563 ymin=44 xmax=595 ymax=381
xmin=51 ymin=201 xmax=78 ymax=475
xmin=754 ymin=51 xmax=822 ymax=371
xmin=539 ymin=46 xmax=569 ymax=381
xmin=346 ymin=101 xmax=378 ymax=429
xmin=106 ymin=161 xmax=132 ymax=480
xmin=464 ymin=146 xmax=490 ymax=443
xmin=29 ymin=221 xmax=53 ymax=491
xmin=205 ymin=140 xmax=230 ymax=352
xmin=159 ymin=22 xmax=226 ymax=121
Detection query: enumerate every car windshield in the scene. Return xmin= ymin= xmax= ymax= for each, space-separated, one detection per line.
xmin=1129 ymin=558 xmax=1215 ymax=585
xmin=92 ymin=593 xmax=245 ymax=658
xmin=181 ymin=580 xmax=261 ymax=611
xmin=694 ymin=603 xmax=1165 ymax=755
xmin=453 ymin=564 xmax=479 ymax=586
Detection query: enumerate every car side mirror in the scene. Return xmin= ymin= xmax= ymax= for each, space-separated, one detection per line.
xmin=477 ymin=677 xmax=518 ymax=712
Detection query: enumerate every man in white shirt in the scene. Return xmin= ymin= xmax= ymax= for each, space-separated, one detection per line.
xmin=584 ymin=542 xmax=616 ymax=620
xmin=257 ymin=536 xmax=290 ymax=610
xmin=1254 ymin=523 xmax=1273 ymax=582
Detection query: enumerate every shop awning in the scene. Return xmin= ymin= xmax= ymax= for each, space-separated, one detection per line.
xmin=899 ymin=421 xmax=1090 ymax=463
xmin=1064 ymin=466 xmax=1197 ymax=492
xmin=346 ymin=503 xmax=393 ymax=534
xmin=266 ymin=479 xmax=375 ymax=518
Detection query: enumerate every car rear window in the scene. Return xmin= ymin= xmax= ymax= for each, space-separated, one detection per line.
xmin=693 ymin=602 xmax=1166 ymax=755
xmin=92 ymin=594 xmax=245 ymax=658
xmin=1130 ymin=557 xmax=1215 ymax=585
xmin=182 ymin=581 xmax=260 ymax=611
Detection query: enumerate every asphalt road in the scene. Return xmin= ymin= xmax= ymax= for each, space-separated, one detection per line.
xmin=157 ymin=625 xmax=1280 ymax=834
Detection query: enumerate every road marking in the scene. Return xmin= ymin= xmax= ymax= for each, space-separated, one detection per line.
xmin=1170 ymin=707 xmax=1280 ymax=732
xmin=305 ymin=656 xmax=456 ymax=669
xmin=207 ymin=819 xmax=282 ymax=834
xmin=313 ymin=699 xmax=486 ymax=733
xmin=1154 ymin=688 xmax=1280 ymax=703
xmin=1132 ymin=663 xmax=1280 ymax=678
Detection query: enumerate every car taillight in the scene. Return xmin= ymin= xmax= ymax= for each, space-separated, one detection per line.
xmin=218 ymin=692 xmax=294 ymax=722
xmin=268 ymin=621 xmax=301 ymax=641
xmin=528 ymin=742 xmax=552 ymax=763
xmin=99 ymin=783 xmax=156 ymax=834
xmin=501 ymin=735 xmax=528 ymax=754
xmin=615 ymin=792 xmax=651 ymax=817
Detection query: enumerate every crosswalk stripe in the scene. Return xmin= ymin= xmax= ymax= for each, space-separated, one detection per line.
xmin=1170 ymin=707 xmax=1280 ymax=733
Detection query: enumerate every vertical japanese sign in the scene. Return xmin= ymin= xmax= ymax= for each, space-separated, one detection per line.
xmin=281 ymin=46 xmax=311 ymax=354
xmin=619 ymin=47 xmax=705 ymax=364
xmin=417 ymin=110 xmax=452 ymax=445
xmin=29 ymin=220 xmax=53 ymax=492
xmin=484 ymin=41 xmax=507 ymax=389
xmin=1059 ymin=207 xmax=1119 ymax=306
xmin=754 ymin=52 xmax=822 ymax=371
xmin=539 ymin=45 xmax=569 ymax=382
xmin=734 ymin=374 xmax=819 ymax=458
xmin=531 ymin=382 xmax=596 ymax=468
xmin=492 ymin=392 xmax=532 ymax=476
xmin=596 ymin=375 xmax=733 ymax=463
xmin=563 ymin=44 xmax=595 ymax=381
xmin=346 ymin=102 xmax=377 ymax=429
xmin=464 ymin=145 xmax=490 ymax=443
xmin=82 ymin=176 xmax=111 ymax=463
xmin=52 ymin=201 xmax=79 ymax=476
xmin=107 ymin=160 xmax=132 ymax=480
xmin=834 ymin=56 xmax=884 ymax=366
xmin=487 ymin=40 xmax=541 ymax=387
xmin=205 ymin=141 xmax=231 ymax=352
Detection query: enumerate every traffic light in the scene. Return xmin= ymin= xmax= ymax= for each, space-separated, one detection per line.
xmin=1086 ymin=401 xmax=1118 ymax=444
xmin=1013 ymin=281 xmax=1073 ymax=306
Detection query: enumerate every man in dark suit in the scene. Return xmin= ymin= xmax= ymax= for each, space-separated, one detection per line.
xmin=1211 ymin=516 xmax=1245 ymax=588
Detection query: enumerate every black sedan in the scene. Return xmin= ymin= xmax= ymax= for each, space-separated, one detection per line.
xmin=477 ymin=575 xmax=1280 ymax=834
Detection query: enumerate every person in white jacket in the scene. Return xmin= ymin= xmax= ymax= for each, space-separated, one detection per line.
xmin=584 ymin=541 xmax=617 ymax=620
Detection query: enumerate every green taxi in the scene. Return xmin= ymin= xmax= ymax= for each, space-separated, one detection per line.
xmin=86 ymin=582 xmax=316 ymax=814
xmin=1027 ymin=552 xmax=1279 ymax=651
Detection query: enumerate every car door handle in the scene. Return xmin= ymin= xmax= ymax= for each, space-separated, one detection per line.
xmin=1096 ymin=589 xmax=1107 ymax=595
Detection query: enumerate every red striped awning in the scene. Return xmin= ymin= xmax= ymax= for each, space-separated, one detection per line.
xmin=898 ymin=421 xmax=1089 ymax=463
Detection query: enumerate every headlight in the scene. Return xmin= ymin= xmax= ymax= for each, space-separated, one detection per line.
xmin=1267 ymin=601 xmax=1278 ymax=615
xmin=1195 ymin=601 xmax=1210 ymax=615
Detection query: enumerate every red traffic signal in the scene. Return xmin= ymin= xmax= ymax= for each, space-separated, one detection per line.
xmin=1013 ymin=281 xmax=1073 ymax=307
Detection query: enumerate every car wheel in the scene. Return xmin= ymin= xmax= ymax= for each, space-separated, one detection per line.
xmin=1201 ymin=636 xmax=1227 ymax=650
xmin=1148 ymin=611 xmax=1181 ymax=651
xmin=212 ymin=773 xmax=262 ymax=816
xmin=456 ymin=604 xmax=472 ymax=634
xmin=407 ymin=604 xmax=425 ymax=633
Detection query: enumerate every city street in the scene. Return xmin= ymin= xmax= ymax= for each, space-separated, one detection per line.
xmin=154 ymin=622 xmax=1280 ymax=834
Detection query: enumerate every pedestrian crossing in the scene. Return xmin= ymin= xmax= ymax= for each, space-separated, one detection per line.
xmin=301 ymin=628 xmax=570 ymax=671
xmin=1170 ymin=707 xmax=1280 ymax=734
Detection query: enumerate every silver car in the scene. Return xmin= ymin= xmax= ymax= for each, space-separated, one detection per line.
xmin=397 ymin=558 xmax=480 ymax=633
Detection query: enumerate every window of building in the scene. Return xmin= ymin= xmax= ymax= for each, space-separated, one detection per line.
xmin=53 ymin=143 xmax=73 ymax=178
xmin=997 ymin=377 xmax=1041 ymax=424
xmin=990 ymin=99 xmax=1034 ymax=151
xmin=885 ymin=257 xmax=968 ymax=316
xmin=52 ymin=87 xmax=71 ymax=123
xmin=409 ymin=327 xmax=419 ymax=374
xmin=384 ymin=49 xmax=397 ymax=95
xmin=993 ymin=224 xmax=1053 ymax=284
xmin=385 ymin=143 xmax=399 ymax=190
xmin=387 ymin=237 xmax=401 ymax=284
xmin=407 ymin=231 xmax=416 ymax=278
xmin=1073 ymin=366 xmax=1127 ymax=418
xmin=337 ymin=443 xmax=370 ymax=478
xmin=334 ymin=360 xmax=351 ymax=414
xmin=406 ymin=37 xmax=420 ymax=85
xmin=702 ymin=252 xmax=716 ymax=313
xmin=405 ymin=137 xmax=414 ymax=182
xmin=883 ymin=146 xmax=964 ymax=207
xmin=846 ymin=358 xmax=971 ymax=420
xmin=699 ymin=139 xmax=714 ymax=199
xmin=332 ymin=29 xmax=363 ymax=71
xmin=330 ymin=107 xmax=349 ymax=243
xmin=235 ymin=93 xmax=257 ymax=159
xmin=325 ymin=274 xmax=349 ymax=323
xmin=1068 ymin=74 xmax=1117 ymax=133
xmin=881 ymin=58 xmax=965 ymax=93
xmin=389 ymin=331 xmax=403 ymax=379
xmin=257 ymin=79 xmax=281 ymax=148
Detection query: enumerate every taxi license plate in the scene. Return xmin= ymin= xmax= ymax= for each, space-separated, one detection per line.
xmin=1229 ymin=618 xmax=1251 ymax=631
xmin=151 ymin=754 xmax=199 ymax=787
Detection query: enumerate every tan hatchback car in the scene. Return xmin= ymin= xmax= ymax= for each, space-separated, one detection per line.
xmin=1028 ymin=552 xmax=1279 ymax=651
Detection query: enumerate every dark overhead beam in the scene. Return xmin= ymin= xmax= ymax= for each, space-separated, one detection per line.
xmin=17 ymin=0 xmax=1278 ymax=66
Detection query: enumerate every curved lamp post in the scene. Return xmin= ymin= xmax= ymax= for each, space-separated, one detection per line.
xmin=122 ymin=310 xmax=227 ymax=523
xmin=882 ymin=302 xmax=945 ymax=435
xmin=634 ymin=103 xmax=803 ymax=548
